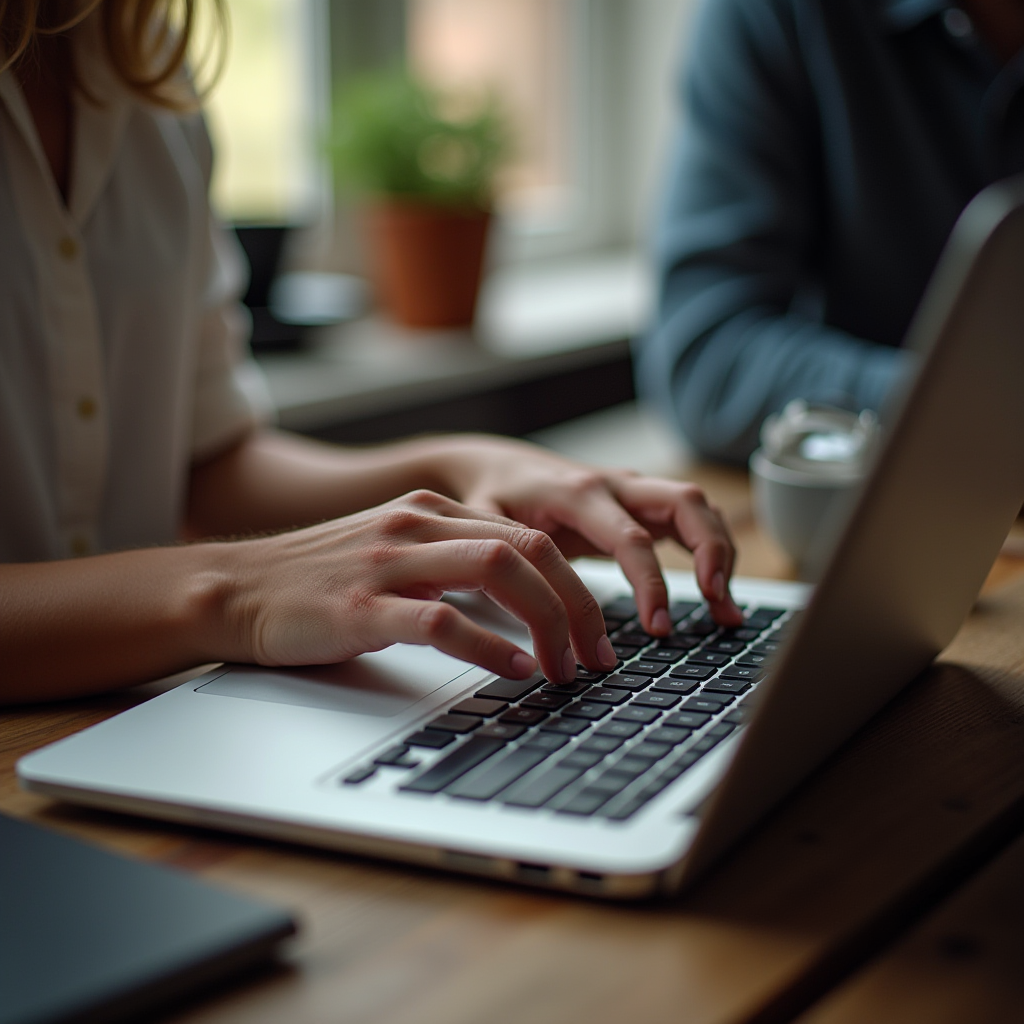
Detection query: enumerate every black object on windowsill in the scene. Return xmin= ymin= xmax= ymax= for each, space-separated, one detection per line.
xmin=234 ymin=224 xmax=367 ymax=352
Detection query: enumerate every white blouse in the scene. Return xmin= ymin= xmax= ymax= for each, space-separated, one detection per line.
xmin=0 ymin=26 xmax=270 ymax=563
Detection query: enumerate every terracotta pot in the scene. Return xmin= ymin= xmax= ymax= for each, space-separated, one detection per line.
xmin=365 ymin=201 xmax=492 ymax=328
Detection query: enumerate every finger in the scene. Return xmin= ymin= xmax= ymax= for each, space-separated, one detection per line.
xmin=381 ymin=516 xmax=613 ymax=675
xmin=615 ymin=478 xmax=743 ymax=626
xmin=388 ymin=538 xmax=582 ymax=683
xmin=539 ymin=485 xmax=672 ymax=637
xmin=378 ymin=596 xmax=538 ymax=679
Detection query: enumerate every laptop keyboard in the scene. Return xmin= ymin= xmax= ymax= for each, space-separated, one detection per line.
xmin=340 ymin=598 xmax=799 ymax=821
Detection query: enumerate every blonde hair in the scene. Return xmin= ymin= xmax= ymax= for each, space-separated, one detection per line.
xmin=0 ymin=0 xmax=225 ymax=109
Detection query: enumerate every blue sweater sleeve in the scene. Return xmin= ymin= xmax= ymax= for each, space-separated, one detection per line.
xmin=635 ymin=0 xmax=909 ymax=464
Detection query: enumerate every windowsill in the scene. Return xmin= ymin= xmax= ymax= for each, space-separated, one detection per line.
xmin=257 ymin=250 xmax=652 ymax=439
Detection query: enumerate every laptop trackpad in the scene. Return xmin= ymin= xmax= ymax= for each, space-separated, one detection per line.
xmin=196 ymin=645 xmax=475 ymax=718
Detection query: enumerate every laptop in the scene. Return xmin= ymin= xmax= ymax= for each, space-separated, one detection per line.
xmin=17 ymin=178 xmax=1024 ymax=899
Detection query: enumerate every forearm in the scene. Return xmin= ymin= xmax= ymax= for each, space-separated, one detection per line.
xmin=0 ymin=546 xmax=237 ymax=703
xmin=185 ymin=429 xmax=512 ymax=538
xmin=638 ymin=303 xmax=910 ymax=464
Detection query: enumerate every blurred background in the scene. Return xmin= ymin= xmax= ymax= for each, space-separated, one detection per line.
xmin=204 ymin=0 xmax=696 ymax=266
xmin=197 ymin=0 xmax=703 ymax=490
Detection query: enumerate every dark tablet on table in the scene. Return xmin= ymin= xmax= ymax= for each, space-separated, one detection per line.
xmin=0 ymin=813 xmax=297 ymax=1024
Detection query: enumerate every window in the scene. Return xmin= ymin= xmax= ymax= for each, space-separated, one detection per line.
xmin=200 ymin=0 xmax=330 ymax=224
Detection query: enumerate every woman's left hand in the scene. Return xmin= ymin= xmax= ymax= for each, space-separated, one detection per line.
xmin=439 ymin=436 xmax=744 ymax=634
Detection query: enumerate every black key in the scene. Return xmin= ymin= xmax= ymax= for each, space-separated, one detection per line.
xmin=629 ymin=660 xmax=668 ymax=677
xmin=629 ymin=741 xmax=672 ymax=762
xmin=681 ymin=695 xmax=732 ymax=714
xmin=610 ymin=756 xmax=655 ymax=778
xmin=342 ymin=765 xmax=376 ymax=784
xmin=630 ymin=691 xmax=681 ymax=710
xmin=602 ymin=617 xmax=625 ymax=634
xmin=540 ymin=716 xmax=590 ymax=736
xmin=575 ymin=667 xmax=610 ymax=683
xmin=451 ymin=697 xmax=508 ymax=718
xmin=557 ymin=788 xmax=614 ymax=816
xmin=611 ymin=644 xmax=642 ymax=660
xmin=689 ymin=734 xmax=724 ymax=754
xmin=718 ymin=666 xmax=764 ymax=682
xmin=662 ymin=751 xmax=701 ymax=777
xmin=603 ymin=796 xmax=649 ymax=821
xmin=587 ymin=770 xmax=636 ymax=794
xmin=428 ymin=713 xmax=482 ymax=734
xmin=668 ymin=664 xmax=717 ymax=682
xmin=703 ymin=639 xmax=745 ymax=655
xmin=404 ymin=729 xmax=455 ymax=750
xmin=720 ymin=627 xmax=761 ymax=642
xmin=583 ymin=687 xmax=631 ymax=705
xmin=687 ymin=651 xmax=731 ymax=667
xmin=446 ymin=746 xmax=551 ymax=801
xmin=521 ymin=691 xmax=572 ymax=711
xmin=579 ymin=734 xmax=625 ymax=754
xmin=735 ymin=653 xmax=770 ymax=668
xmin=651 ymin=678 xmax=699 ymax=697
xmin=745 ymin=606 xmax=786 ymax=627
xmin=503 ymin=765 xmax=587 ymax=808
xmin=679 ymin=620 xmax=716 ymax=637
xmin=703 ymin=678 xmax=752 ymax=696
xmin=612 ymin=630 xmax=652 ymax=647
xmin=613 ymin=706 xmax=661 ymax=724
xmin=558 ymin=749 xmax=605 ymax=771
xmin=561 ymin=701 xmax=610 ymax=722
xmin=475 ymin=675 xmax=544 ymax=702
xmin=707 ymin=722 xmax=736 ymax=739
xmin=500 ymin=707 xmax=548 ymax=726
xmin=751 ymin=641 xmax=781 ymax=656
xmin=660 ymin=635 xmax=701 ymax=651
xmin=665 ymin=710 xmax=712 ymax=729
xmin=477 ymin=722 xmax=527 ymax=741
xmin=602 ymin=596 xmax=637 ymax=620
xmin=668 ymin=600 xmax=701 ymax=622
xmin=643 ymin=648 xmax=685 ymax=663
xmin=401 ymin=736 xmax=505 ymax=793
xmin=647 ymin=725 xmax=691 ymax=746
xmin=595 ymin=721 xmax=643 ymax=740
xmin=522 ymin=733 xmax=570 ymax=752
xmin=723 ymin=707 xmax=751 ymax=725
xmin=601 ymin=673 xmax=652 ymax=692
xmin=541 ymin=680 xmax=592 ymax=697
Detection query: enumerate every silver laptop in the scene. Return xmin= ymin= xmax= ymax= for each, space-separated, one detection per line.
xmin=18 ymin=178 xmax=1024 ymax=899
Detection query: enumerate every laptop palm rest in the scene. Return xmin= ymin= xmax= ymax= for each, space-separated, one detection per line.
xmin=197 ymin=645 xmax=476 ymax=718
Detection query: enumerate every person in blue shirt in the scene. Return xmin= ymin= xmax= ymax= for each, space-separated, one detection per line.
xmin=636 ymin=0 xmax=1024 ymax=464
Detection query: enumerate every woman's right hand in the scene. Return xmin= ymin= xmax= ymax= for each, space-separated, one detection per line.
xmin=215 ymin=489 xmax=618 ymax=684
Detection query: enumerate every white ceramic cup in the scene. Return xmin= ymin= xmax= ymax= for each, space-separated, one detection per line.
xmin=749 ymin=402 xmax=878 ymax=580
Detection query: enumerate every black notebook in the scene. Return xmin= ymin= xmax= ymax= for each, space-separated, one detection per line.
xmin=0 ymin=813 xmax=297 ymax=1024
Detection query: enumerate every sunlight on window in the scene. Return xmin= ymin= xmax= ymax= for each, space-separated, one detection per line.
xmin=198 ymin=0 xmax=325 ymax=223
xmin=408 ymin=0 xmax=573 ymax=221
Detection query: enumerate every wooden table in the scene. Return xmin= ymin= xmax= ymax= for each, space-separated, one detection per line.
xmin=4 ymin=467 xmax=1024 ymax=1024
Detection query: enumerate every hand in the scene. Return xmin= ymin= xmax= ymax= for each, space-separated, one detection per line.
xmin=439 ymin=437 xmax=743 ymax=633
xmin=218 ymin=490 xmax=616 ymax=683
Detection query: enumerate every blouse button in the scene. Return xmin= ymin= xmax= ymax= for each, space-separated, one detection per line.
xmin=77 ymin=396 xmax=97 ymax=420
xmin=58 ymin=236 xmax=78 ymax=259
xmin=70 ymin=534 xmax=91 ymax=557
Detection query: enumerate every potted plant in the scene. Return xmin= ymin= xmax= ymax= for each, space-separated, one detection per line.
xmin=329 ymin=70 xmax=508 ymax=329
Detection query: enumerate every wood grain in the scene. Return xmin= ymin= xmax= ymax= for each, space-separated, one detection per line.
xmin=797 ymin=832 xmax=1024 ymax=1024
xmin=4 ymin=472 xmax=1024 ymax=1024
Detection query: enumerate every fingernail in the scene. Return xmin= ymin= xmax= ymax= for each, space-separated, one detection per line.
xmin=596 ymin=635 xmax=617 ymax=669
xmin=561 ymin=648 xmax=577 ymax=683
xmin=712 ymin=571 xmax=726 ymax=603
xmin=651 ymin=608 xmax=671 ymax=635
xmin=510 ymin=651 xmax=537 ymax=678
